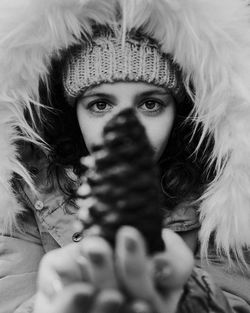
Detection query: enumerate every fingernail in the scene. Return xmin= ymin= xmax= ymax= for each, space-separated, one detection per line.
xmin=153 ymin=260 xmax=171 ymax=291
xmin=124 ymin=237 xmax=138 ymax=253
xmin=153 ymin=256 xmax=172 ymax=285
xmin=87 ymin=251 xmax=105 ymax=267
xmin=154 ymin=266 xmax=171 ymax=280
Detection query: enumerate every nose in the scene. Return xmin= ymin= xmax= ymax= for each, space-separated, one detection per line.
xmin=118 ymin=100 xmax=134 ymax=111
xmin=110 ymin=101 xmax=135 ymax=119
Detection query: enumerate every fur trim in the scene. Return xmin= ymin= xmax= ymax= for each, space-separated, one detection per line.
xmin=121 ymin=0 xmax=250 ymax=262
xmin=0 ymin=0 xmax=117 ymax=230
xmin=0 ymin=0 xmax=250 ymax=262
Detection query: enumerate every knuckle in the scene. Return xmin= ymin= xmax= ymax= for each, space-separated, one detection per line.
xmin=129 ymin=300 xmax=153 ymax=313
xmin=39 ymin=249 xmax=59 ymax=269
xmin=98 ymin=289 xmax=125 ymax=304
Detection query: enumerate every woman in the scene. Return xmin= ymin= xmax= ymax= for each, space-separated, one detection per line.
xmin=0 ymin=0 xmax=250 ymax=312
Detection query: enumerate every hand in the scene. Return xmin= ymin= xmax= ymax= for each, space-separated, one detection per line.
xmin=34 ymin=228 xmax=194 ymax=313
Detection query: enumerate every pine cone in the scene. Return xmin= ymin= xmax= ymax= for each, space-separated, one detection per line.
xmin=77 ymin=108 xmax=164 ymax=254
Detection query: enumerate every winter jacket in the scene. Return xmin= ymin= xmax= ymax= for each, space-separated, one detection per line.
xmin=0 ymin=176 xmax=249 ymax=313
xmin=1 ymin=0 xmax=250 ymax=312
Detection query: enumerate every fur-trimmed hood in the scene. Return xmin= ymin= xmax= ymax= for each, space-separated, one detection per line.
xmin=0 ymin=0 xmax=250 ymax=262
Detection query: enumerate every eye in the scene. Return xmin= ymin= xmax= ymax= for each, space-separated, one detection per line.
xmin=88 ymin=100 xmax=112 ymax=113
xmin=138 ymin=100 xmax=164 ymax=113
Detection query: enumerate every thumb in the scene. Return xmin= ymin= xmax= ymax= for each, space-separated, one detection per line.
xmin=152 ymin=229 xmax=194 ymax=291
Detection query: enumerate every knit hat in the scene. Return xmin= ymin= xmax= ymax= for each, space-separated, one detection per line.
xmin=0 ymin=0 xmax=250 ymax=263
xmin=62 ymin=29 xmax=185 ymax=103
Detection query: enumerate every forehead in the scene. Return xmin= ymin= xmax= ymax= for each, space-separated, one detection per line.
xmin=83 ymin=82 xmax=168 ymax=97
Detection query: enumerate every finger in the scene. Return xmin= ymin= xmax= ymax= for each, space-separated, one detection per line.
xmin=37 ymin=243 xmax=91 ymax=300
xmin=126 ymin=300 xmax=153 ymax=313
xmin=80 ymin=236 xmax=118 ymax=289
xmin=92 ymin=289 xmax=125 ymax=313
xmin=52 ymin=283 xmax=95 ymax=313
xmin=152 ymin=229 xmax=194 ymax=291
xmin=34 ymin=283 xmax=95 ymax=313
xmin=115 ymin=226 xmax=154 ymax=300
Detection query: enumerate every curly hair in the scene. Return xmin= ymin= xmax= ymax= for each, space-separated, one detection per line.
xmin=38 ymin=54 xmax=215 ymax=212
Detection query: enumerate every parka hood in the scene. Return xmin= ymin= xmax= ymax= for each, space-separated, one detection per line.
xmin=0 ymin=0 xmax=250 ymax=262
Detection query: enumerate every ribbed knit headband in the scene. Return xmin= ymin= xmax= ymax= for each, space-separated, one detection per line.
xmin=62 ymin=31 xmax=185 ymax=103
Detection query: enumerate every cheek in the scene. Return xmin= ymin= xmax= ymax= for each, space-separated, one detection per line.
xmin=77 ymin=110 xmax=106 ymax=152
xmin=147 ymin=123 xmax=173 ymax=159
xmin=140 ymin=113 xmax=175 ymax=159
xmin=80 ymin=122 xmax=102 ymax=152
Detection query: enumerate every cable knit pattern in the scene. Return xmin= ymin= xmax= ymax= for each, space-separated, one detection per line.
xmin=63 ymin=31 xmax=184 ymax=103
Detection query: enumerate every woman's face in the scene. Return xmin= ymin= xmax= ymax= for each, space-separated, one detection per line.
xmin=76 ymin=82 xmax=175 ymax=160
